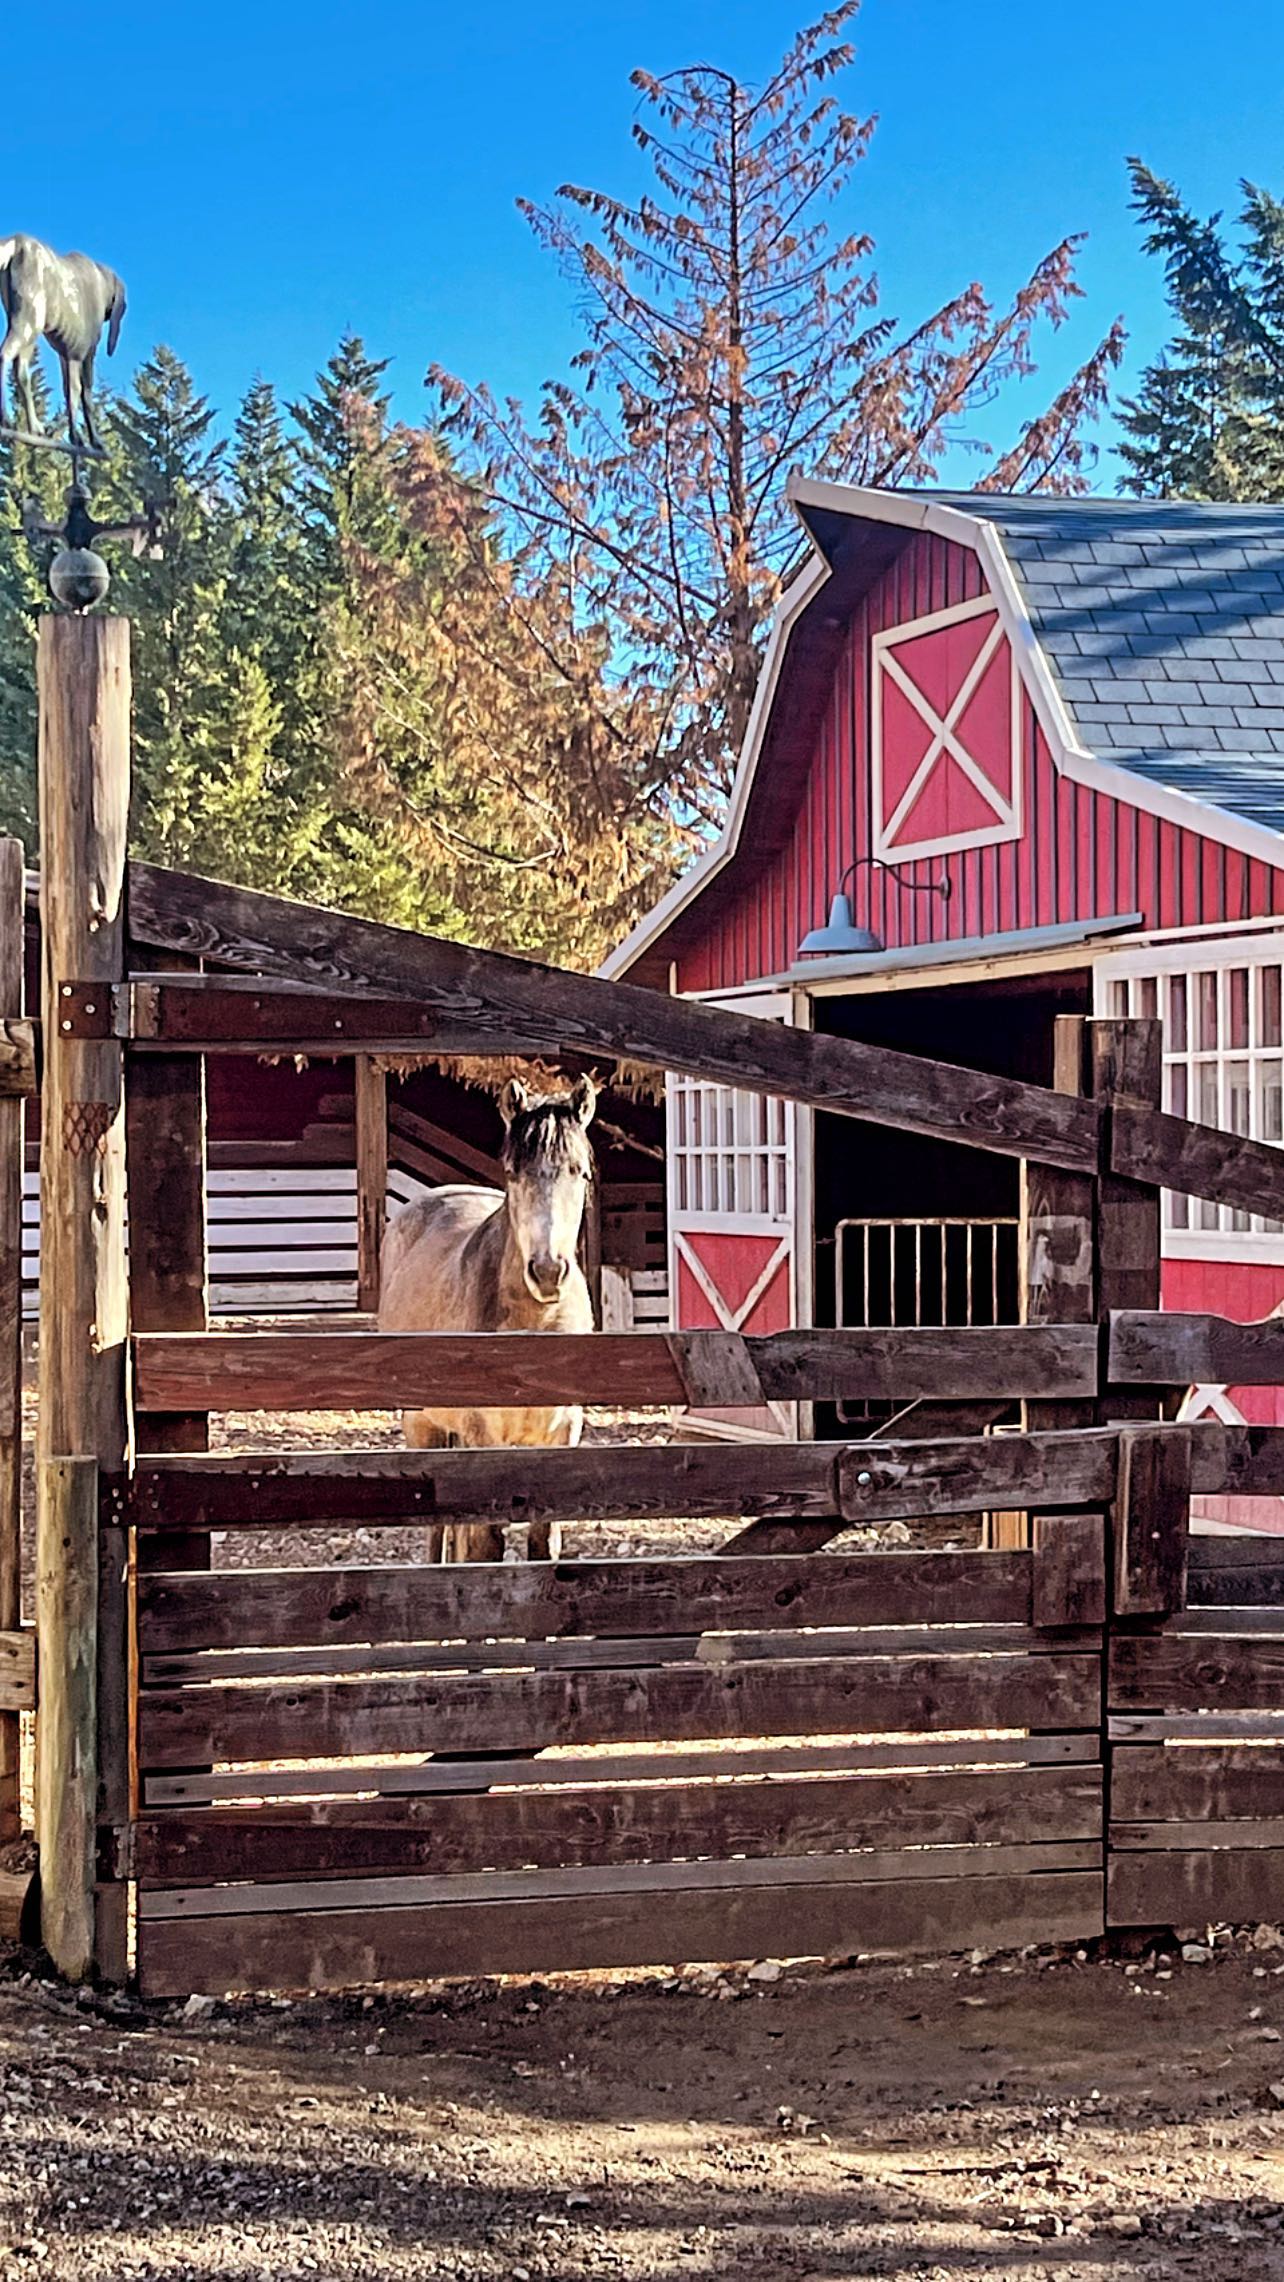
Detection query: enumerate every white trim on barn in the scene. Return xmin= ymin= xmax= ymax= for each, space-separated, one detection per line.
xmin=598 ymin=553 xmax=829 ymax=979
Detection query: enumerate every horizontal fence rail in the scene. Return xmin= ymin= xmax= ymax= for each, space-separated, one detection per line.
xmin=130 ymin=1323 xmax=1102 ymax=1413
xmin=1110 ymin=1309 xmax=1284 ymax=1387
xmin=123 ymin=1426 xmax=1133 ymax=1532
xmin=119 ymin=1423 xmax=1280 ymax=1535
xmin=131 ymin=1314 xmax=1284 ymax=1413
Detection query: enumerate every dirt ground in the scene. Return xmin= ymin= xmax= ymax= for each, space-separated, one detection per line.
xmin=2 ymin=1938 xmax=1284 ymax=2279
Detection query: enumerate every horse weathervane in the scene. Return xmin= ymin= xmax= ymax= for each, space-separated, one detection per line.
xmin=0 ymin=233 xmax=164 ymax=608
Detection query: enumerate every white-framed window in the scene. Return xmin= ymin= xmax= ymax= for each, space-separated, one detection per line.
xmin=1097 ymin=935 xmax=1284 ymax=1256
xmin=669 ymin=1076 xmax=790 ymax=1226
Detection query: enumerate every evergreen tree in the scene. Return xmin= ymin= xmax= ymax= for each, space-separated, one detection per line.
xmin=222 ymin=377 xmax=305 ymax=672
xmin=1120 ymin=160 xmax=1284 ymax=498
xmin=290 ymin=335 xmax=401 ymax=569
xmin=0 ymin=369 xmax=65 ymax=844
xmin=104 ymin=347 xmax=230 ymax=860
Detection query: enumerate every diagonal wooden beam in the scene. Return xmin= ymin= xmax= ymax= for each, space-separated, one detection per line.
xmin=126 ymin=863 xmax=1100 ymax=1172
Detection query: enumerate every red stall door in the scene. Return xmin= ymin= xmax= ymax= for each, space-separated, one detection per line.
xmin=667 ymin=992 xmax=802 ymax=1438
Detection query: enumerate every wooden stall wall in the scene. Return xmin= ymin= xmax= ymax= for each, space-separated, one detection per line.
xmin=127 ymin=1461 xmax=1108 ymax=1997
xmin=1110 ymin=1535 xmax=1284 ymax=1931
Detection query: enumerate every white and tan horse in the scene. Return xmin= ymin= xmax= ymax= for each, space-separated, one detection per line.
xmin=378 ymin=1077 xmax=597 ymax=1560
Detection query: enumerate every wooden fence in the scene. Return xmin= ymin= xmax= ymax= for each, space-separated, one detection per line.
xmin=25 ymin=610 xmax=1284 ymax=1992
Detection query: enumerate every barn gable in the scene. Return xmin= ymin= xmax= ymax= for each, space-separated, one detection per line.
xmin=604 ymin=485 xmax=1284 ymax=993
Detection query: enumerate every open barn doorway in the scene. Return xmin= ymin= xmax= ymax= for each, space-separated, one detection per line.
xmin=809 ymin=968 xmax=1091 ymax=1440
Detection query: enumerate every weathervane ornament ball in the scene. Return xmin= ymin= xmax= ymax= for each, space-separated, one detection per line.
xmin=48 ymin=545 xmax=111 ymax=611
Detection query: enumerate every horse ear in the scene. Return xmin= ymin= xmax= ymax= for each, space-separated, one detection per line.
xmin=499 ymin=1079 xmax=529 ymax=1127
xmin=570 ymin=1076 xmax=598 ymax=1127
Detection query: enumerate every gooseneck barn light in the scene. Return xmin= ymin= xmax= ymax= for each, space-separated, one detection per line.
xmin=796 ymin=857 xmax=952 ymax=959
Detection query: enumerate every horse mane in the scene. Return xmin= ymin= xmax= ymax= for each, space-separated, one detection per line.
xmin=502 ymin=1096 xmax=594 ymax=1182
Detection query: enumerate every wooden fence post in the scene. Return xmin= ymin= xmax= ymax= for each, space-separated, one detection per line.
xmin=1113 ymin=1423 xmax=1191 ymax=1618
xmin=355 ymin=1056 xmax=387 ymax=1314
xmin=126 ymin=943 xmax=210 ymax=1485
xmin=37 ymin=614 xmax=131 ymax=1982
xmin=34 ymin=1456 xmax=98 ymax=1975
xmin=1090 ymin=1016 xmax=1163 ymax=1423
xmin=1012 ymin=1014 xmax=1099 ymax=1553
xmin=0 ymin=838 xmax=23 ymax=1844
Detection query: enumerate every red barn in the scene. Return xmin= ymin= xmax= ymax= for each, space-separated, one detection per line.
xmin=605 ymin=482 xmax=1284 ymax=1519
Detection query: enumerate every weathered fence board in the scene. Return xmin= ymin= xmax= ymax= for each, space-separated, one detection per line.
xmin=1112 ymin=1745 xmax=1284 ymax=1827
xmin=1111 ymin=1311 xmax=1284 ymax=1388
xmin=1110 ymin=1633 xmax=1284 ymax=1712
xmin=1112 ymin=1425 xmax=1191 ymax=1618
xmin=127 ymin=1427 xmax=1123 ymax=1536
xmin=1032 ymin=1514 xmax=1107 ymax=1630
xmin=140 ymin=1839 xmax=1104 ymax=1923
xmin=141 ymin=1622 xmax=1066 ymax=1687
xmin=132 ymin=1764 xmax=1104 ymax=1888
xmin=127 ymin=1441 xmax=837 ymax=1529
xmin=131 ymin=1324 xmax=1101 ymax=1413
xmin=1109 ymin=1848 xmax=1284 ymax=1930
xmin=136 ymin=1548 xmax=1032 ymax=1652
xmin=1110 ymin=1097 xmax=1284 ymax=1225
xmin=140 ymin=1732 xmax=1103 ymax=1809
xmin=137 ymin=1647 xmax=1103 ymax=1767
xmin=127 ymin=864 xmax=1102 ymax=1171
xmin=136 ymin=1869 xmax=1106 ymax=1997
xmin=1188 ymin=1536 xmax=1284 ymax=1606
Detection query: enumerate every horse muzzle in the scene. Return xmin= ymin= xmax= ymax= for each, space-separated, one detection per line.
xmin=525 ymin=1254 xmax=571 ymax=1304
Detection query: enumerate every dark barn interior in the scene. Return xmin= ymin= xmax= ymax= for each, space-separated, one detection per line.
xmin=810 ymin=969 xmax=1092 ymax=1436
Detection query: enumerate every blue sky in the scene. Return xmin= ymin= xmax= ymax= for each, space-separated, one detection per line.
xmin=16 ymin=0 xmax=1284 ymax=480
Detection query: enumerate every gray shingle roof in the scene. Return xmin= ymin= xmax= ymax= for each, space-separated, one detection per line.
xmin=928 ymin=494 xmax=1284 ymax=836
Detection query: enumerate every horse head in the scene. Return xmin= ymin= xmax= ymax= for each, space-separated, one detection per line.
xmin=499 ymin=1077 xmax=597 ymax=1305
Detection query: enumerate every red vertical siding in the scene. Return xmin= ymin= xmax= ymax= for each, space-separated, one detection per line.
xmin=675 ymin=527 xmax=1284 ymax=993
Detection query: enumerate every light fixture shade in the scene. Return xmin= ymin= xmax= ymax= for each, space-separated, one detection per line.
xmin=797 ymin=892 xmax=883 ymax=957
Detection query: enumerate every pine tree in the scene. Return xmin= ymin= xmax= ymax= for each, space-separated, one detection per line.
xmin=223 ymin=377 xmax=305 ymax=670
xmin=1119 ymin=161 xmax=1284 ymax=499
xmin=0 ymin=369 xmax=65 ymax=844
xmin=290 ymin=335 xmax=401 ymax=569
xmin=432 ymin=3 xmax=1124 ymax=823
xmin=103 ymin=347 xmax=230 ymax=860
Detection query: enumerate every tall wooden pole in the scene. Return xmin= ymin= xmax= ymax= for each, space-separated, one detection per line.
xmin=36 ymin=614 xmax=130 ymax=1981
xmin=0 ymin=838 xmax=24 ymax=1842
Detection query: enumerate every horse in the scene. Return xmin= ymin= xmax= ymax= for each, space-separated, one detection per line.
xmin=0 ymin=235 xmax=127 ymax=450
xmin=378 ymin=1076 xmax=597 ymax=1562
